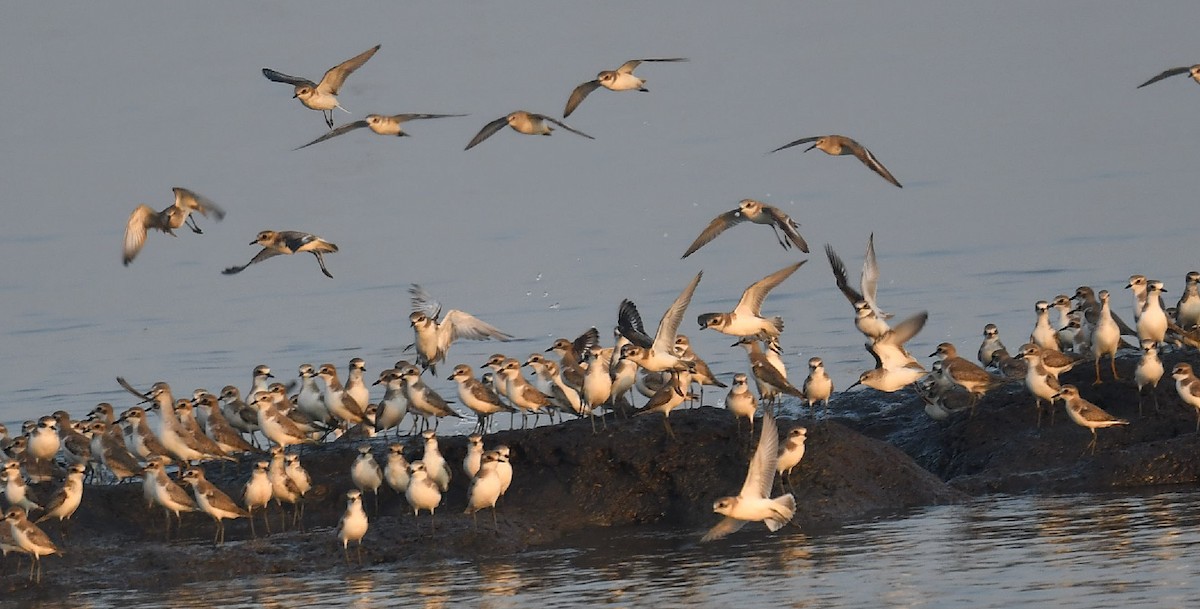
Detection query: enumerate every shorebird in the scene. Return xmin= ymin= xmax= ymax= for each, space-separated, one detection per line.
xmin=465 ymin=111 xmax=594 ymax=150
xmin=243 ymin=461 xmax=273 ymax=537
xmin=825 ymin=234 xmax=893 ymax=338
xmin=681 ymin=199 xmax=809 ymax=258
xmin=405 ymin=461 xmax=442 ymax=532
xmin=250 ymin=391 xmax=316 ymax=449
xmin=262 ymin=44 xmax=381 ymax=128
xmin=1090 ymin=290 xmax=1122 ymax=383
xmin=408 ymin=284 xmax=512 ymax=375
xmin=295 ymin=112 xmax=467 ymax=149
xmin=617 ymin=271 xmax=703 ymax=373
xmin=26 ymin=416 xmax=60 ymax=463
xmin=338 ymin=490 xmax=369 ymax=564
xmin=119 ymin=406 xmax=168 ymax=461
xmin=1136 ymin=280 xmax=1170 ymax=345
xmin=344 ymin=358 xmax=370 ymax=413
xmin=636 ymin=371 xmax=695 ymax=439
xmin=500 ymin=356 xmax=557 ymax=426
xmin=1030 ymin=300 xmax=1062 ymax=352
xmin=463 ymin=433 xmax=485 ymax=479
xmin=464 ymin=451 xmax=504 ymax=530
xmin=193 ymin=393 xmax=258 ymax=455
xmin=492 ymin=446 xmax=514 ymax=498
xmin=930 ymin=343 xmax=1006 ymax=408
xmin=420 ymin=430 xmax=452 ymax=493
xmin=399 ymin=366 xmax=461 ymax=431
xmin=562 ymin=57 xmax=688 ymax=117
xmin=849 ymin=311 xmax=929 ymax=393
xmin=725 ymin=373 xmax=758 ymax=434
xmin=143 ymin=459 xmax=197 ymax=540
xmin=734 ymin=337 xmax=805 ymax=407
xmin=268 ymin=448 xmax=305 ymax=531
xmin=4 ymin=460 xmax=40 ymax=513
xmin=978 ymin=324 xmax=1007 ymax=369
xmin=1171 ymin=363 xmax=1200 ymax=431
xmin=86 ymin=420 xmax=140 ymax=482
xmin=372 ymin=368 xmax=410 ymax=435
xmin=698 ymin=261 xmax=804 ymax=340
xmin=1134 ymin=340 xmax=1164 ymax=415
xmin=1053 ymin=385 xmax=1129 ymax=454
xmin=33 ymin=463 xmax=85 ymax=536
xmin=1137 ymin=64 xmax=1200 ymax=89
xmin=1175 ymin=271 xmax=1200 ymax=331
xmin=317 ymin=363 xmax=368 ymax=427
xmin=351 ymin=445 xmax=384 ymax=512
xmin=181 ymin=467 xmax=248 ymax=545
xmin=384 ymin=443 xmax=410 ymax=495
xmin=802 ymin=357 xmax=834 ymax=419
xmin=702 ymin=409 xmax=795 ymax=542
xmin=545 ymin=327 xmax=600 ymax=389
xmin=769 ymin=134 xmax=902 ymax=188
xmin=223 ymin=230 xmax=339 ymax=278
xmin=123 ymin=187 xmax=225 ymax=266
xmin=1015 ymin=343 xmax=1064 ymax=427
xmin=127 ymin=380 xmax=235 ymax=464
xmin=4 ymin=507 xmax=60 ymax=582
xmin=776 ymin=426 xmax=807 ymax=491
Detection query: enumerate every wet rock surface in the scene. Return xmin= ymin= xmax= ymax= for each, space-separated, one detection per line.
xmin=5 ymin=348 xmax=1199 ymax=600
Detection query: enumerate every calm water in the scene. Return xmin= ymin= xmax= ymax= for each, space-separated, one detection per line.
xmin=48 ymin=491 xmax=1200 ymax=608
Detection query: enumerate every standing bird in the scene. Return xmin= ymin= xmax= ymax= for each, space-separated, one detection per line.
xmin=682 ymin=199 xmax=809 ymax=258
xmin=243 ymin=461 xmax=273 ymax=537
xmin=1052 ymin=385 xmax=1129 ymax=454
xmin=1015 ymin=343 xmax=1063 ymax=427
xmin=181 ymin=467 xmax=249 ymax=545
xmin=295 ymin=112 xmax=467 ymax=149
xmin=420 ymin=430 xmax=452 ymax=493
xmin=462 ymin=433 xmax=485 ymax=480
xmin=465 ymin=111 xmax=594 ymax=150
xmin=400 ymin=366 xmax=462 ymax=431
xmin=337 ymin=490 xmax=369 ymax=564
xmin=1171 ymin=363 xmax=1200 ymax=431
xmin=562 ymin=57 xmax=688 ymax=117
xmin=929 ymin=343 xmax=1005 ymax=408
xmin=636 ymin=371 xmax=696 ymax=440
xmin=978 ymin=324 xmax=1007 ymax=368
xmin=1090 ymin=289 xmax=1122 ymax=383
xmin=1137 ymin=64 xmax=1200 ymax=89
xmin=724 ymin=373 xmax=759 ymax=435
xmin=464 ymin=451 xmax=505 ymax=530
xmin=223 ymin=230 xmax=339 ymax=278
xmin=769 ymin=134 xmax=902 ymax=188
xmin=447 ymin=364 xmax=515 ymax=433
xmin=4 ymin=507 xmax=60 ymax=583
xmin=697 ymin=261 xmax=805 ymax=340
xmin=734 ymin=337 xmax=805 ymax=407
xmin=1134 ymin=340 xmax=1164 ymax=415
xmin=1136 ymin=280 xmax=1170 ymax=345
xmin=701 ymin=409 xmax=795 ymax=542
xmin=351 ymin=445 xmax=384 ymax=512
xmin=262 ymin=44 xmax=381 ymax=129
xmin=776 ymin=426 xmax=808 ymax=491
xmin=33 ymin=463 xmax=85 ymax=536
xmin=143 ymin=460 xmax=197 ymax=540
xmin=384 ymin=444 xmax=410 ymax=496
xmin=1175 ymin=271 xmax=1200 ymax=331
xmin=405 ymin=461 xmax=442 ymax=532
xmin=123 ymin=187 xmax=224 ymax=266
xmin=408 ymin=284 xmax=512 ymax=375
xmin=802 ymin=357 xmax=834 ymax=419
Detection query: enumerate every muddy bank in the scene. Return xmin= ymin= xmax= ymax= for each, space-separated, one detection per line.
xmin=3 ymin=406 xmax=955 ymax=599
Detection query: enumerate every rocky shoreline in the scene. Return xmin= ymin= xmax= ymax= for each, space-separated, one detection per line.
xmin=4 ymin=348 xmax=1200 ymax=601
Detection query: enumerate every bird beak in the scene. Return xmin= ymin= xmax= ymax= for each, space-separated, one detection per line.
xmin=249 ymin=240 xmax=257 ymax=245
xmin=804 ymin=144 xmax=817 ymax=152
xmin=847 ymin=379 xmax=862 ymax=390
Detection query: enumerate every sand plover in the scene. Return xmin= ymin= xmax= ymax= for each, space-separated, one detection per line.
xmin=930 ymin=343 xmax=1006 ymax=409
xmin=725 ymin=373 xmax=759 ymax=435
xmin=316 ymin=363 xmax=368 ymax=427
xmin=223 ymin=230 xmax=339 ymax=278
xmin=1134 ymin=340 xmax=1164 ymax=415
xmin=977 ymin=324 xmax=1007 ymax=368
xmin=776 ymin=426 xmax=807 ymax=491
xmin=698 ymin=261 xmax=804 ymax=340
xmin=4 ymin=506 xmax=60 ymax=582
xmin=617 ymin=271 xmax=703 ymax=374
xmin=702 ymin=409 xmax=795 ymax=542
xmin=408 ymin=284 xmax=512 ymax=375
xmin=351 ymin=445 xmax=384 ymax=512
xmin=1175 ymin=271 xmax=1200 ymax=331
xmin=262 ymin=44 xmax=381 ymax=128
xmin=143 ymin=459 xmax=197 ymax=540
xmin=243 ymin=460 xmax=273 ymax=537
xmin=181 ymin=467 xmax=249 ymax=545
xmin=384 ymin=443 xmax=410 ymax=495
xmin=123 ymin=187 xmax=225 ymax=266
xmin=399 ymin=366 xmax=462 ymax=431
xmin=802 ymin=357 xmax=834 ymax=419
xmin=1171 ymin=363 xmax=1200 ymax=431
xmin=338 ymin=490 xmax=369 ymax=564
xmin=465 ymin=451 xmax=505 ymax=530
xmin=295 ymin=112 xmax=467 ymax=149
xmin=465 ymin=111 xmax=594 ymax=150
xmin=33 ymin=463 xmax=85 ymax=536
xmin=769 ymin=134 xmax=902 ymax=188
xmin=562 ymin=57 xmax=688 ymax=117
xmin=682 ymin=199 xmax=809 ymax=258
xmin=734 ymin=337 xmax=804 ymax=408
xmin=1090 ymin=290 xmax=1122 ymax=383
xmin=1137 ymin=64 xmax=1200 ymax=89
xmin=825 ymin=233 xmax=893 ymax=326
xmin=1015 ymin=343 xmax=1064 ymax=427
xmin=405 ymin=461 xmax=442 ymax=532
xmin=1052 ymin=385 xmax=1129 ymax=454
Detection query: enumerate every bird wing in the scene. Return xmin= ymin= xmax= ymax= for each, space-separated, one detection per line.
xmin=537 ymin=115 xmax=595 ymax=139
xmin=123 ymin=205 xmax=156 ymax=265
xmin=617 ymin=300 xmax=654 ymax=348
xmin=734 ymin=261 xmax=805 ymax=317
xmin=316 ymin=44 xmax=381 ymax=95
xmin=389 ymin=113 xmax=468 ymax=122
xmin=887 ymin=311 xmax=929 ymax=348
xmin=294 ymin=120 xmax=370 ymax=150
xmin=681 ymin=209 xmax=746 ymax=258
xmin=465 ymin=116 xmax=511 ymax=150
xmin=409 ymin=284 xmax=443 ymax=320
xmin=172 ymin=187 xmax=225 ymax=220
xmin=572 ymin=327 xmax=602 ymax=354
xmin=825 ymin=244 xmax=864 ymax=306
xmin=1138 ymin=66 xmax=1192 ymax=88
xmin=762 ymin=205 xmax=809 ymax=252
xmin=275 ymin=231 xmax=323 ymax=253
xmin=115 ymin=376 xmax=150 ymax=400
xmin=439 ymin=310 xmax=512 ymax=353
xmin=563 ymin=80 xmax=601 ymax=117
xmin=860 ymin=233 xmax=890 ymax=318
xmin=768 ymin=135 xmax=820 ymax=154
xmin=622 ymin=57 xmax=689 ymax=73
xmin=701 ymin=516 xmax=749 ymax=542
xmin=262 ymin=68 xmax=315 ymax=88
xmin=846 ymin=140 xmax=902 ymax=188
xmin=222 ymin=247 xmax=282 ymax=275
xmin=651 ymin=271 xmax=703 ymax=353
xmin=742 ymin=409 xmax=780 ymax=499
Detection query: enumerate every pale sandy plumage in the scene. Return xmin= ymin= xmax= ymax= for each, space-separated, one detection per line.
xmin=123 ymin=187 xmax=225 ymax=266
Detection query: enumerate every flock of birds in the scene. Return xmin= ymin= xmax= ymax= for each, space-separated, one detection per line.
xmin=7 ymin=43 xmax=1200 ymax=586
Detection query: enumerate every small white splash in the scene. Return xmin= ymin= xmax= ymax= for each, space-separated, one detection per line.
xmin=548 ymin=302 xmax=560 ymax=310
xmin=542 ymin=292 xmax=549 ymax=298
xmin=525 ymin=291 xmax=532 ymax=297
xmin=535 ymin=273 xmax=543 ymax=281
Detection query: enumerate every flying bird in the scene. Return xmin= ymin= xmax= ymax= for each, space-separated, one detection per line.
xmin=294 ymin=113 xmax=467 ymax=150
xmin=123 ymin=187 xmax=225 ymax=266
xmin=681 ymin=199 xmax=809 ymax=258
xmin=408 ymin=284 xmax=512 ymax=374
xmin=223 ymin=230 xmax=339 ymax=278
xmin=563 ymin=57 xmax=688 ymax=117
xmin=465 ymin=111 xmax=593 ymax=150
xmin=263 ymin=44 xmax=381 ymax=128
xmin=1137 ymin=64 xmax=1200 ymax=89
xmin=770 ymin=134 xmax=902 ymax=188
xmin=701 ymin=409 xmax=795 ymax=542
